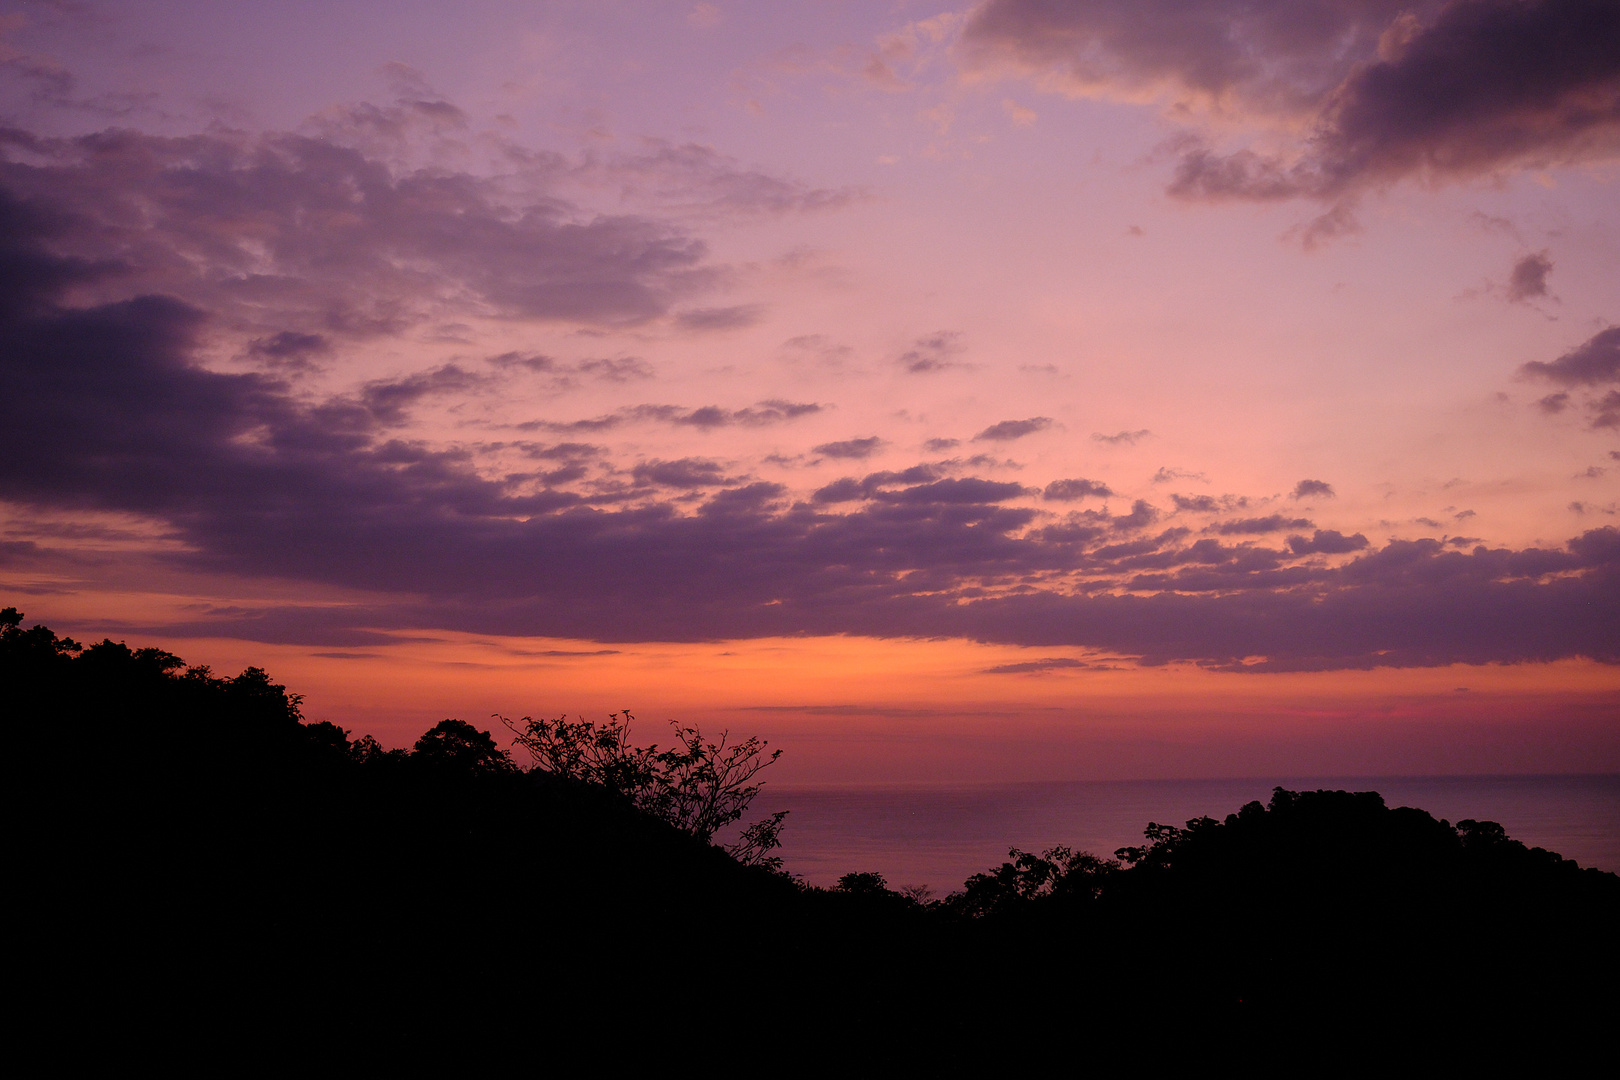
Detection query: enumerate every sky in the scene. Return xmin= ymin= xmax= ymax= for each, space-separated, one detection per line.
xmin=2 ymin=0 xmax=1617 ymax=782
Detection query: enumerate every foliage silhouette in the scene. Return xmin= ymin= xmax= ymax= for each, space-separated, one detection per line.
xmin=8 ymin=605 xmax=1617 ymax=1067
xmin=503 ymin=710 xmax=787 ymax=867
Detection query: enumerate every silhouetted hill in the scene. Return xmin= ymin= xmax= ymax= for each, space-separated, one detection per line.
xmin=7 ymin=607 xmax=1615 ymax=1066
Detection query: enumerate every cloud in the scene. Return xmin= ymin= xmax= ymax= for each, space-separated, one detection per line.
xmin=576 ymin=357 xmax=655 ymax=382
xmin=1287 ymin=530 xmax=1372 ymax=555
xmin=899 ymin=331 xmax=965 ymax=373
xmin=1093 ymin=429 xmax=1151 ymax=446
xmin=964 ymin=0 xmax=1620 ymax=215
xmin=594 ymin=139 xmax=864 ymax=218
xmin=489 ymin=352 xmax=655 ymax=387
xmin=358 ymin=364 xmax=486 ymax=425
xmin=982 ymin=657 xmax=1091 ymax=674
xmin=525 ymin=399 xmax=822 ymax=433
xmin=1505 ymin=251 xmax=1554 ymax=302
xmin=1520 ymin=328 xmax=1620 ymax=428
xmin=674 ymin=304 xmax=766 ymax=331
xmin=1153 ymin=467 xmax=1208 ymax=484
xmin=1594 ymin=390 xmax=1620 ymax=429
xmin=1291 ymin=479 xmax=1336 ymax=499
xmin=923 ymin=438 xmax=961 ymax=452
xmin=631 ymin=458 xmax=733 ymax=488
xmin=3 ymin=188 xmax=1616 ymax=673
xmin=813 ymin=437 xmax=885 ymax=460
xmin=974 ymin=417 xmax=1052 ymax=441
xmin=1520 ymin=327 xmax=1620 ymax=386
xmin=246 ymin=331 xmax=331 ymax=370
xmin=1043 ymin=478 xmax=1114 ymax=502
xmin=1216 ymin=515 xmax=1314 ymax=535
xmin=1111 ymin=499 xmax=1161 ymax=532
xmin=0 ymin=122 xmax=716 ymax=335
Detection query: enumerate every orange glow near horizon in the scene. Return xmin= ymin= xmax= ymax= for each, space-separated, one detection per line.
xmin=87 ymin=626 xmax=1620 ymax=783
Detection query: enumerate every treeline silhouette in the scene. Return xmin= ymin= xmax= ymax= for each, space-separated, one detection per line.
xmin=8 ymin=607 xmax=1615 ymax=1066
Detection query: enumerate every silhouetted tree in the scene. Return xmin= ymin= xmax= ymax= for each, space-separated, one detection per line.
xmin=503 ymin=710 xmax=787 ymax=866
xmin=947 ymin=845 xmax=1119 ymax=918
xmin=413 ymin=718 xmax=516 ymax=775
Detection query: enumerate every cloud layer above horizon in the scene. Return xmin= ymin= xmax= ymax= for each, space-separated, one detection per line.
xmin=1 ymin=0 xmax=1617 ymax=690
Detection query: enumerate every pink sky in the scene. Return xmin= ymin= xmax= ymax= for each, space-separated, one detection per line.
xmin=2 ymin=0 xmax=1616 ymax=779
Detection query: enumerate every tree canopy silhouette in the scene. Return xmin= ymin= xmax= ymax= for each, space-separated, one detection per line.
xmin=504 ymin=710 xmax=788 ymax=868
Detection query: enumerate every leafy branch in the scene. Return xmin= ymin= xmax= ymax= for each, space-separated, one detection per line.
xmin=501 ymin=711 xmax=787 ymax=868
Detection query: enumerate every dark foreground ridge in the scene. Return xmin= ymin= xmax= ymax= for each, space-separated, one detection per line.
xmin=8 ymin=608 xmax=1616 ymax=1066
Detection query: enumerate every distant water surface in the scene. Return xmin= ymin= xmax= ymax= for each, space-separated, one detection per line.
xmin=749 ymin=775 xmax=1620 ymax=891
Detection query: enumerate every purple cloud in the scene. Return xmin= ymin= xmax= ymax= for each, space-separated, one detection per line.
xmin=1093 ymin=429 xmax=1151 ymax=446
xmin=1291 ymin=479 xmax=1336 ymax=499
xmin=4 ymin=145 xmax=1616 ymax=674
xmin=813 ymin=437 xmax=885 ymax=460
xmin=1505 ymin=252 xmax=1554 ymax=302
xmin=1043 ymin=478 xmax=1114 ymax=502
xmin=1521 ymin=327 xmax=1620 ymax=387
xmin=899 ymin=332 xmax=966 ymax=373
xmin=975 ymin=417 xmax=1053 ymax=441
xmin=965 ymin=0 xmax=1620 ymax=216
xmin=0 ymin=122 xmax=714 ymax=335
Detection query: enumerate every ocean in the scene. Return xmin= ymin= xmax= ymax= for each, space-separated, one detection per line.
xmin=746 ymin=774 xmax=1620 ymax=892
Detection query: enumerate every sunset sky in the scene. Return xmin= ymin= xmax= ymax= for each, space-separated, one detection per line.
xmin=2 ymin=0 xmax=1616 ymax=782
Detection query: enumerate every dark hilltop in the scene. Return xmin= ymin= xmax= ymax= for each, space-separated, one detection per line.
xmin=8 ymin=607 xmax=1615 ymax=1067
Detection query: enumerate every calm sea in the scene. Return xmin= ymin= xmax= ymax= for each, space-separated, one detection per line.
xmin=743 ymin=774 xmax=1620 ymax=892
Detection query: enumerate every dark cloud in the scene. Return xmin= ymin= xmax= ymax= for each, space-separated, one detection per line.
xmin=247 ymin=330 xmax=330 ymax=370
xmin=1170 ymin=493 xmax=1253 ymax=514
xmin=1111 ymin=499 xmax=1161 ymax=532
xmin=525 ymin=399 xmax=822 ymax=433
xmin=813 ymin=437 xmax=885 ymax=460
xmin=965 ymin=0 xmax=1620 ymax=214
xmin=1521 ymin=329 xmax=1620 ymax=428
xmin=974 ymin=417 xmax=1052 ymax=441
xmin=489 ymin=352 xmax=654 ymax=387
xmin=1594 ymin=390 xmax=1620 ymax=429
xmin=359 ymin=365 xmax=486 ymax=426
xmin=1505 ymin=251 xmax=1553 ymax=302
xmin=1520 ymin=327 xmax=1620 ymax=386
xmin=1171 ymin=494 xmax=1219 ymax=512
xmin=899 ymin=331 xmax=965 ymax=373
xmin=3 ymin=189 xmax=1616 ymax=673
xmin=1217 ymin=515 xmax=1315 ymax=535
xmin=1287 ymin=530 xmax=1372 ymax=555
xmin=810 ymin=467 xmax=1031 ymax=508
xmin=1043 ymin=478 xmax=1114 ymax=502
xmin=0 ymin=122 xmax=714 ymax=334
xmin=982 ymin=657 xmax=1093 ymax=675
xmin=576 ymin=357 xmax=655 ymax=382
xmin=631 ymin=458 xmax=733 ymax=488
xmin=1291 ymin=479 xmax=1336 ymax=499
xmin=673 ymin=304 xmax=766 ymax=331
xmin=1093 ymin=429 xmax=1151 ymax=446
xmin=488 ymin=352 xmax=559 ymax=373
xmin=923 ymin=438 xmax=961 ymax=452
xmin=1153 ymin=467 xmax=1208 ymax=485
